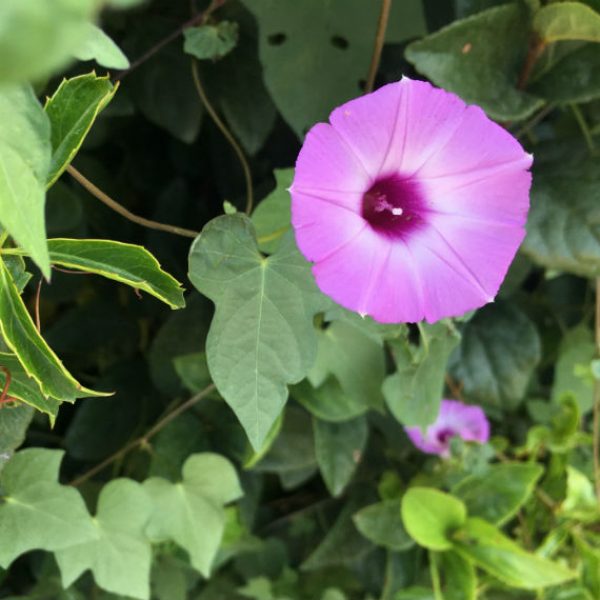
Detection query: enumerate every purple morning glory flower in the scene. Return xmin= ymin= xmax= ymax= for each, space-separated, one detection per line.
xmin=404 ymin=399 xmax=490 ymax=457
xmin=290 ymin=78 xmax=532 ymax=323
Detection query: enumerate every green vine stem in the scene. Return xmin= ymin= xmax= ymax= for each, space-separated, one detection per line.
xmin=70 ymin=383 xmax=216 ymax=487
xmin=191 ymin=60 xmax=254 ymax=214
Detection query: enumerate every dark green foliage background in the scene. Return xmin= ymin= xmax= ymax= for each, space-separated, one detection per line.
xmin=1 ymin=0 xmax=600 ymax=599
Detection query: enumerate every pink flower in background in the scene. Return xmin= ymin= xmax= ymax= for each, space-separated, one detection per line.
xmin=404 ymin=399 xmax=490 ymax=457
xmin=290 ymin=78 xmax=532 ymax=323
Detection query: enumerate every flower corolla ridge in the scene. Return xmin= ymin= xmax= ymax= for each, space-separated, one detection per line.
xmin=289 ymin=77 xmax=533 ymax=323
xmin=404 ymin=399 xmax=490 ymax=458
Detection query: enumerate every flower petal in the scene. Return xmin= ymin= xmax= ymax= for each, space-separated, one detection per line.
xmin=329 ymin=82 xmax=403 ymax=179
xmin=291 ymin=192 xmax=366 ymax=262
xmin=291 ymin=122 xmax=370 ymax=199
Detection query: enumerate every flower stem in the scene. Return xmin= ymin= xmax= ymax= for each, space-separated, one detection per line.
xmin=67 ymin=165 xmax=200 ymax=238
xmin=594 ymin=278 xmax=600 ymax=505
xmin=70 ymin=383 xmax=216 ymax=486
xmin=365 ymin=0 xmax=392 ymax=94
xmin=190 ymin=60 xmax=254 ymax=214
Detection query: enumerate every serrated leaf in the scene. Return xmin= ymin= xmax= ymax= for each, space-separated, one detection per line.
xmin=383 ymin=321 xmax=460 ymax=427
xmin=0 ymin=0 xmax=97 ymax=84
xmin=241 ymin=0 xmax=426 ymax=136
xmin=45 ymin=73 xmax=117 ymax=187
xmin=0 ymin=85 xmax=51 ymax=276
xmin=45 ymin=238 xmax=185 ymax=309
xmin=452 ymin=517 xmax=576 ymax=589
xmin=405 ymin=4 xmax=543 ymax=121
xmin=314 ymin=416 xmax=367 ymax=496
xmin=0 ymin=352 xmax=60 ymax=418
xmin=534 ymin=2 xmax=600 ymax=43
xmin=0 ymin=258 xmax=109 ymax=403
xmin=353 ymin=499 xmax=414 ymax=551
xmin=452 ymin=463 xmax=543 ymax=525
xmin=184 ymin=22 xmax=239 ymax=61
xmin=143 ymin=453 xmax=242 ymax=577
xmin=401 ymin=488 xmax=466 ymax=551
xmin=251 ymin=169 xmax=293 ymax=254
xmin=449 ymin=302 xmax=540 ymax=410
xmin=0 ymin=449 xmax=95 ymax=567
xmin=72 ymin=23 xmax=130 ymax=69
xmin=522 ymin=157 xmax=600 ymax=277
xmin=55 ymin=479 xmax=152 ymax=600
xmin=188 ymin=214 xmax=327 ymax=449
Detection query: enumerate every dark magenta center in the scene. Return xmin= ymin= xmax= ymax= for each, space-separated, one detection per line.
xmin=361 ymin=175 xmax=425 ymax=238
xmin=436 ymin=428 xmax=456 ymax=445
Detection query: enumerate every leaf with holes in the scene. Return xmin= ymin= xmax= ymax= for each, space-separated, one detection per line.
xmin=45 ymin=73 xmax=118 ymax=186
xmin=188 ymin=214 xmax=327 ymax=449
xmin=55 ymin=479 xmax=152 ymax=600
xmin=241 ymin=0 xmax=426 ymax=136
xmin=0 ymin=449 xmax=96 ymax=567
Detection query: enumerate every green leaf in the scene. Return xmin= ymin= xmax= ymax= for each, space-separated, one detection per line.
xmin=405 ymin=4 xmax=543 ymax=121
xmin=353 ymin=499 xmax=414 ymax=551
xmin=0 ymin=449 xmax=95 ymax=567
xmin=203 ymin=7 xmax=277 ymax=155
xmin=552 ymin=326 xmax=595 ymax=413
xmin=308 ymin=320 xmax=385 ymax=416
xmin=314 ymin=416 xmax=368 ymax=496
xmin=0 ymin=0 xmax=97 ymax=84
xmin=188 ymin=214 xmax=327 ymax=449
xmin=173 ymin=352 xmax=212 ymax=393
xmin=251 ymin=169 xmax=293 ymax=254
xmin=383 ymin=322 xmax=460 ymax=427
xmin=302 ymin=494 xmax=375 ymax=571
xmin=561 ymin=467 xmax=599 ymax=522
xmin=574 ymin=535 xmax=600 ymax=598
xmin=531 ymin=43 xmax=600 ymax=105
xmin=128 ymin=21 xmax=203 ymax=143
xmin=438 ymin=551 xmax=476 ymax=600
xmin=253 ymin=406 xmax=316 ymax=489
xmin=401 ymin=488 xmax=467 ymax=551
xmin=534 ymin=2 xmax=600 ymax=43
xmin=452 ymin=463 xmax=543 ymax=525
xmin=45 ymin=73 xmax=118 ymax=187
xmin=0 ymin=352 xmax=60 ymax=418
xmin=0 ymin=85 xmax=51 ymax=276
xmin=45 ymin=238 xmax=185 ymax=309
xmin=452 ymin=517 xmax=576 ymax=589
xmin=184 ymin=22 xmax=239 ymax=61
xmin=0 ymin=404 xmax=33 ymax=458
xmin=241 ymin=0 xmax=426 ymax=136
xmin=522 ymin=157 xmax=600 ymax=277
xmin=449 ymin=302 xmax=541 ymax=410
xmin=293 ymin=377 xmax=368 ymax=423
xmin=55 ymin=479 xmax=152 ymax=600
xmin=143 ymin=453 xmax=242 ymax=577
xmin=72 ymin=23 xmax=130 ymax=69
xmin=0 ymin=258 xmax=109 ymax=403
